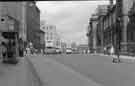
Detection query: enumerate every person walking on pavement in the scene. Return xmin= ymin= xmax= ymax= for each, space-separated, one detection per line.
xmin=0 ymin=33 xmax=8 ymax=62
xmin=0 ymin=42 xmax=4 ymax=60
xmin=110 ymin=45 xmax=114 ymax=56
xmin=104 ymin=47 xmax=106 ymax=55
xmin=110 ymin=45 xmax=115 ymax=63
xmin=0 ymin=42 xmax=7 ymax=62
xmin=111 ymin=45 xmax=120 ymax=63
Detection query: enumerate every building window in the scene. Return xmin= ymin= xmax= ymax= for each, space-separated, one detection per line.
xmin=113 ymin=13 xmax=116 ymax=24
xmin=129 ymin=31 xmax=134 ymax=41
xmin=109 ymin=14 xmax=112 ymax=26
xmin=131 ymin=32 xmax=133 ymax=41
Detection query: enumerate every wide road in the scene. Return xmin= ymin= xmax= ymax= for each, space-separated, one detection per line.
xmin=45 ymin=54 xmax=135 ymax=86
xmin=29 ymin=55 xmax=102 ymax=86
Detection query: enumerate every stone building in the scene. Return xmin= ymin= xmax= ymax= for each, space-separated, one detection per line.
xmin=96 ymin=5 xmax=109 ymax=53
xmin=0 ymin=2 xmax=27 ymax=42
xmin=25 ymin=1 xmax=41 ymax=52
xmin=61 ymin=41 xmax=67 ymax=53
xmin=90 ymin=14 xmax=98 ymax=53
xmin=41 ymin=24 xmax=57 ymax=48
xmin=87 ymin=0 xmax=135 ymax=55
xmin=100 ymin=5 xmax=117 ymax=54
xmin=87 ymin=5 xmax=109 ymax=53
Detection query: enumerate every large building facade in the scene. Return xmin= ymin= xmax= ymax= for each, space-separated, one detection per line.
xmin=26 ymin=1 xmax=42 ymax=52
xmin=87 ymin=0 xmax=135 ymax=56
xmin=0 ymin=2 xmax=27 ymax=42
xmin=121 ymin=0 xmax=135 ymax=55
xmin=0 ymin=2 xmax=29 ymax=57
xmin=87 ymin=5 xmax=108 ymax=53
xmin=98 ymin=5 xmax=117 ymax=54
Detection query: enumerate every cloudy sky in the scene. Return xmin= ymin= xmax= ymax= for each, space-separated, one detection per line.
xmin=36 ymin=1 xmax=109 ymax=45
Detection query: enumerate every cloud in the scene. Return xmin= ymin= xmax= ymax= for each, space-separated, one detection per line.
xmin=37 ymin=1 xmax=109 ymax=44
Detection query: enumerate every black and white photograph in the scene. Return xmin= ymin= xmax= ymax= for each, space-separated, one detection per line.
xmin=0 ymin=0 xmax=135 ymax=86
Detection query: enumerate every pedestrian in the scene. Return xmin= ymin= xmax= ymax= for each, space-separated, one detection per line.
xmin=0 ymin=42 xmax=7 ymax=62
xmin=104 ymin=47 xmax=106 ymax=55
xmin=0 ymin=42 xmax=3 ymax=60
xmin=110 ymin=45 xmax=114 ymax=56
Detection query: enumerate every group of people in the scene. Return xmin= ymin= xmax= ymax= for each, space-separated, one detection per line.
xmin=0 ymin=35 xmax=8 ymax=62
xmin=0 ymin=33 xmax=16 ymax=63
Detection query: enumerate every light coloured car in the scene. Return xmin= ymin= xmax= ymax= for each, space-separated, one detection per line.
xmin=66 ymin=49 xmax=72 ymax=54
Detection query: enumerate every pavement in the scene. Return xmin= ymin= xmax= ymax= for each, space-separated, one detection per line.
xmin=0 ymin=57 xmax=42 ymax=86
xmin=28 ymin=55 xmax=102 ymax=86
xmin=94 ymin=53 xmax=135 ymax=63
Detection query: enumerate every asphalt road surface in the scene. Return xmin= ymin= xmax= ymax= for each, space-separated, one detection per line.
xmin=29 ymin=55 xmax=102 ymax=86
xmin=43 ymin=54 xmax=135 ymax=86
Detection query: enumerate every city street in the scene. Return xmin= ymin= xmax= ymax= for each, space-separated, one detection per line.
xmin=1 ymin=1 xmax=135 ymax=86
xmin=28 ymin=54 xmax=102 ymax=86
xmin=29 ymin=54 xmax=135 ymax=86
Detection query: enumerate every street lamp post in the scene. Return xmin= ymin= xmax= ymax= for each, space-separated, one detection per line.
xmin=115 ymin=0 xmax=122 ymax=63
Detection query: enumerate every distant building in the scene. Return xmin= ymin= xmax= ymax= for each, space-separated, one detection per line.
xmin=66 ymin=43 xmax=71 ymax=49
xmin=55 ymin=33 xmax=61 ymax=49
xmin=42 ymin=24 xmax=57 ymax=48
xmin=61 ymin=41 xmax=67 ymax=53
xmin=71 ymin=42 xmax=77 ymax=50
xmin=77 ymin=44 xmax=89 ymax=53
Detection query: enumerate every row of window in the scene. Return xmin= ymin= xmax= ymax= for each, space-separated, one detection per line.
xmin=99 ymin=7 xmax=116 ymax=30
xmin=45 ymin=36 xmax=55 ymax=40
xmin=103 ymin=12 xmax=116 ymax=30
xmin=42 ymin=26 xmax=55 ymax=30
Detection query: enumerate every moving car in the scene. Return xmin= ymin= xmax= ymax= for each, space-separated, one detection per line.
xmin=66 ymin=49 xmax=72 ymax=54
